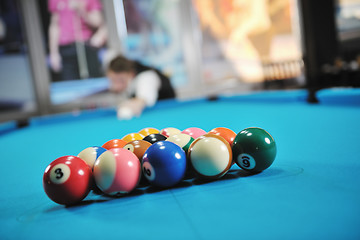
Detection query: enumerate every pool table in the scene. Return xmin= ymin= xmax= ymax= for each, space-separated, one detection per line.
xmin=1 ymin=89 xmax=360 ymax=240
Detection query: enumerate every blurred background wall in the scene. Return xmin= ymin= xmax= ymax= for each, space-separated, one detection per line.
xmin=1 ymin=0 xmax=359 ymax=122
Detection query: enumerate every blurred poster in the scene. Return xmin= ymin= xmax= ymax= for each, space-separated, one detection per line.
xmin=193 ymin=0 xmax=302 ymax=83
xmin=121 ymin=0 xmax=188 ymax=87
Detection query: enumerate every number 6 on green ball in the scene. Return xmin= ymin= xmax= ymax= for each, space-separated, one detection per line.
xmin=232 ymin=127 xmax=276 ymax=173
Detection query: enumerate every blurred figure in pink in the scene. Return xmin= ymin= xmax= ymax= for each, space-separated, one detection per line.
xmin=48 ymin=0 xmax=107 ymax=80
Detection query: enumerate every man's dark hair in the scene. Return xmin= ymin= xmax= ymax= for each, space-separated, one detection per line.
xmin=108 ymin=55 xmax=135 ymax=73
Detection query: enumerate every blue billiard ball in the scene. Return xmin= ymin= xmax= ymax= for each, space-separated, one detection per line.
xmin=142 ymin=141 xmax=186 ymax=188
xmin=78 ymin=146 xmax=107 ymax=170
xmin=77 ymin=146 xmax=107 ymax=192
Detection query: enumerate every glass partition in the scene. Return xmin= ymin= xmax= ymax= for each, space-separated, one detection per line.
xmin=0 ymin=0 xmax=37 ymax=122
xmin=119 ymin=0 xmax=189 ymax=88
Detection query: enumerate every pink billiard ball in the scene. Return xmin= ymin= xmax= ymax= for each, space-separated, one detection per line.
xmin=43 ymin=156 xmax=92 ymax=205
xmin=93 ymin=148 xmax=140 ymax=195
xmin=182 ymin=127 xmax=207 ymax=139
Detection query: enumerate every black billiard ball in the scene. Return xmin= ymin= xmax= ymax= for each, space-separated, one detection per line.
xmin=143 ymin=133 xmax=167 ymax=144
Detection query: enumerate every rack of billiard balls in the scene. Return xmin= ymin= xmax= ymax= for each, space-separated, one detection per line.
xmin=43 ymin=127 xmax=277 ymax=205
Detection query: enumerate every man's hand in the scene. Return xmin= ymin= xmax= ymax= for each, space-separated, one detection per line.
xmin=117 ymin=98 xmax=146 ymax=120
xmin=49 ymin=52 xmax=62 ymax=72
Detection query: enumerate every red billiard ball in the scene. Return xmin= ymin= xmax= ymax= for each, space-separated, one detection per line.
xmin=43 ymin=156 xmax=92 ymax=205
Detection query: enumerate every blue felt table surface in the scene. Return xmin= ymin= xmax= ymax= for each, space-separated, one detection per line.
xmin=0 ymin=89 xmax=360 ymax=240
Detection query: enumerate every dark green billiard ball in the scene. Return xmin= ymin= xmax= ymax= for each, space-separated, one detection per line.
xmin=165 ymin=133 xmax=194 ymax=153
xmin=232 ymin=127 xmax=276 ymax=173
